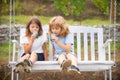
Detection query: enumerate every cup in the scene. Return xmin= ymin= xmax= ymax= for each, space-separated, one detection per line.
xmin=33 ymin=32 xmax=38 ymax=38
xmin=51 ymin=33 xmax=56 ymax=40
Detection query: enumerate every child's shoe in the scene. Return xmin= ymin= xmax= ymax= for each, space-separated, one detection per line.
xmin=13 ymin=62 xmax=24 ymax=73
xmin=61 ymin=59 xmax=71 ymax=72
xmin=68 ymin=65 xmax=80 ymax=76
xmin=23 ymin=59 xmax=32 ymax=73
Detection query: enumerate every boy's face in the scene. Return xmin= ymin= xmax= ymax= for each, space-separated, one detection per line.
xmin=51 ymin=26 xmax=61 ymax=35
xmin=29 ymin=22 xmax=39 ymax=34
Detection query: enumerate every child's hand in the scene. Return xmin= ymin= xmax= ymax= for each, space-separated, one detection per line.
xmin=51 ymin=34 xmax=58 ymax=43
xmin=31 ymin=32 xmax=38 ymax=41
xmin=31 ymin=32 xmax=38 ymax=39
xmin=33 ymin=32 xmax=38 ymax=38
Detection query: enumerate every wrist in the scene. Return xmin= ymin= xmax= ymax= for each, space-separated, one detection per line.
xmin=30 ymin=39 xmax=34 ymax=43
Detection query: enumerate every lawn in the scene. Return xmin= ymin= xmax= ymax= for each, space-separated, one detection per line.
xmin=1 ymin=15 xmax=111 ymax=26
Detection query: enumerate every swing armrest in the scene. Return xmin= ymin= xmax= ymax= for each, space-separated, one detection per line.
xmin=103 ymin=39 xmax=112 ymax=48
xmin=12 ymin=40 xmax=21 ymax=49
xmin=12 ymin=40 xmax=21 ymax=61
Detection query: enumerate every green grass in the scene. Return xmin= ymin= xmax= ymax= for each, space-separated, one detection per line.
xmin=81 ymin=18 xmax=110 ymax=26
xmin=0 ymin=43 xmax=10 ymax=61
xmin=0 ymin=15 xmax=111 ymax=26
xmin=0 ymin=41 xmax=120 ymax=61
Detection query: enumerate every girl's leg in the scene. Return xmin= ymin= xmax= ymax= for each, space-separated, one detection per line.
xmin=14 ymin=54 xmax=30 ymax=73
xmin=23 ymin=52 xmax=37 ymax=73
xmin=20 ymin=54 xmax=30 ymax=62
xmin=66 ymin=53 xmax=78 ymax=67
xmin=29 ymin=52 xmax=38 ymax=63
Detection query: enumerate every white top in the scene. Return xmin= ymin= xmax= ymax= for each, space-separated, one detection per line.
xmin=21 ymin=33 xmax=47 ymax=53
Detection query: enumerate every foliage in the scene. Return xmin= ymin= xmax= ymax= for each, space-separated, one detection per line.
xmin=53 ymin=0 xmax=86 ymax=16
xmin=0 ymin=0 xmax=10 ymax=15
xmin=92 ymin=0 xmax=109 ymax=14
xmin=14 ymin=1 xmax=24 ymax=14
xmin=117 ymin=0 xmax=120 ymax=16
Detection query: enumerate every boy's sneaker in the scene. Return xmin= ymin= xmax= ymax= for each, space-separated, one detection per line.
xmin=13 ymin=62 xmax=24 ymax=73
xmin=68 ymin=65 xmax=80 ymax=76
xmin=61 ymin=59 xmax=72 ymax=72
xmin=23 ymin=59 xmax=32 ymax=73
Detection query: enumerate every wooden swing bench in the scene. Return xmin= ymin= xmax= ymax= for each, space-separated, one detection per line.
xmin=9 ymin=25 xmax=115 ymax=80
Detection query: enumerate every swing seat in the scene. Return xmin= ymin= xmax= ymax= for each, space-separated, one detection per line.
xmin=9 ymin=25 xmax=115 ymax=80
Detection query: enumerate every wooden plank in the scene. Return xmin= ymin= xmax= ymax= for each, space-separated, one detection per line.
xmin=90 ymin=32 xmax=95 ymax=61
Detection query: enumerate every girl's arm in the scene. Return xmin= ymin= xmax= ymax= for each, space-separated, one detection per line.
xmin=24 ymin=36 xmax=35 ymax=53
xmin=52 ymin=45 xmax=55 ymax=55
xmin=42 ymin=42 xmax=48 ymax=61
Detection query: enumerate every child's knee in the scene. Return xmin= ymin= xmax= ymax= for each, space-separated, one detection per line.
xmin=66 ymin=53 xmax=72 ymax=57
xmin=59 ymin=54 xmax=65 ymax=58
xmin=25 ymin=54 xmax=30 ymax=57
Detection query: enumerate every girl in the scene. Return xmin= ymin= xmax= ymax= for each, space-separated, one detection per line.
xmin=49 ymin=16 xmax=80 ymax=75
xmin=14 ymin=17 xmax=48 ymax=73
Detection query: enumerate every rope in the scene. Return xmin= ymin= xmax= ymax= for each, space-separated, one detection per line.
xmin=8 ymin=0 xmax=13 ymax=68
xmin=113 ymin=0 xmax=116 ymax=63
xmin=13 ymin=0 xmax=15 ymax=26
xmin=109 ymin=0 xmax=116 ymax=65
xmin=8 ymin=0 xmax=16 ymax=68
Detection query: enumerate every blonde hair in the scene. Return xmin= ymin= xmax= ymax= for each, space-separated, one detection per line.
xmin=49 ymin=16 xmax=70 ymax=37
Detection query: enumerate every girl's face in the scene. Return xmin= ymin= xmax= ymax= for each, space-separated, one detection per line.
xmin=51 ymin=26 xmax=61 ymax=35
xmin=29 ymin=22 xmax=39 ymax=33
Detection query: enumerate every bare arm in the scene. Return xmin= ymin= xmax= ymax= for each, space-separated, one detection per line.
xmin=42 ymin=42 xmax=48 ymax=61
xmin=52 ymin=45 xmax=55 ymax=55
xmin=53 ymin=36 xmax=71 ymax=52
xmin=24 ymin=35 xmax=35 ymax=53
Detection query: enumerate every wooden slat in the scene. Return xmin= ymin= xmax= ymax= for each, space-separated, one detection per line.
xmin=97 ymin=28 xmax=105 ymax=61
xmin=84 ymin=33 xmax=88 ymax=61
xmin=90 ymin=32 xmax=95 ymax=61
xmin=77 ymin=33 xmax=81 ymax=60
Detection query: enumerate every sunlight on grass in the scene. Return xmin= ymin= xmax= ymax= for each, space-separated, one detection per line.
xmin=1 ymin=15 xmax=111 ymax=26
xmin=81 ymin=19 xmax=110 ymax=26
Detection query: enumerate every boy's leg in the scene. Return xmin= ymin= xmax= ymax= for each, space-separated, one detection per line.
xmin=58 ymin=54 xmax=71 ymax=72
xmin=66 ymin=53 xmax=80 ymax=75
xmin=68 ymin=65 xmax=80 ymax=75
xmin=61 ymin=59 xmax=72 ymax=72
xmin=66 ymin=53 xmax=78 ymax=66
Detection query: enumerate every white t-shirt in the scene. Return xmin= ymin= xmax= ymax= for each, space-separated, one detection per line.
xmin=21 ymin=33 xmax=47 ymax=53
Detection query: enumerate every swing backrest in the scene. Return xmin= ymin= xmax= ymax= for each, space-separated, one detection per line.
xmin=19 ymin=25 xmax=112 ymax=62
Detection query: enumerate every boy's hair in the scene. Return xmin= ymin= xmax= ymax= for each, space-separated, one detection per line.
xmin=26 ymin=17 xmax=43 ymax=38
xmin=49 ymin=16 xmax=70 ymax=37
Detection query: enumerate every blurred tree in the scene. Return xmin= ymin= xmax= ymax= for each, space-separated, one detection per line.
xmin=117 ymin=0 xmax=120 ymax=16
xmin=92 ymin=0 xmax=109 ymax=15
xmin=14 ymin=0 xmax=24 ymax=15
xmin=0 ymin=0 xmax=10 ymax=15
xmin=53 ymin=0 xmax=86 ymax=17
